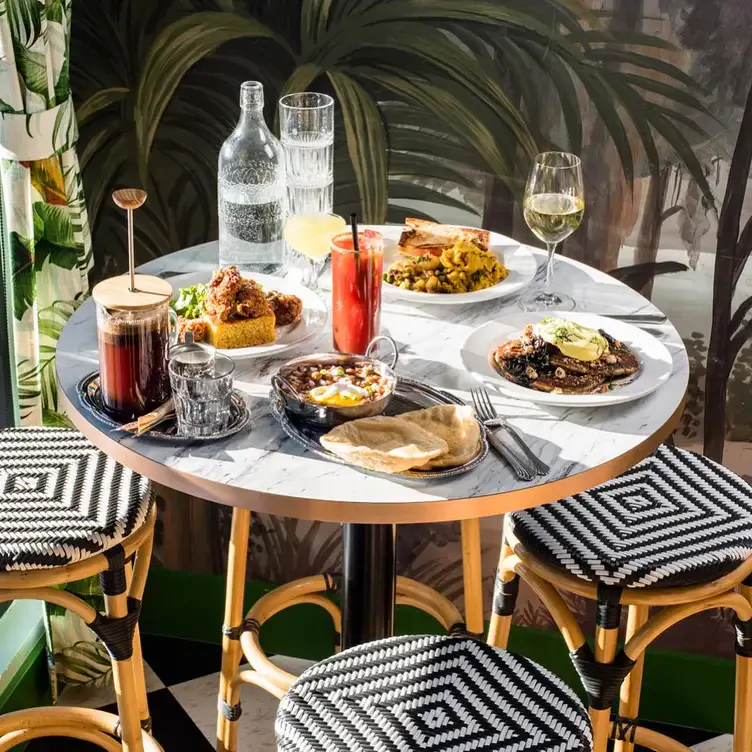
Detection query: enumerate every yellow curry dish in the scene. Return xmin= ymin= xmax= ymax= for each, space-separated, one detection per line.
xmin=384 ymin=239 xmax=508 ymax=294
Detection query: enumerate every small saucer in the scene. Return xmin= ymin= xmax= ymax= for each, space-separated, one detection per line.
xmin=78 ymin=372 xmax=250 ymax=442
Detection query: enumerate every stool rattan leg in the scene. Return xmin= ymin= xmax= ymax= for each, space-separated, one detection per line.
xmin=614 ymin=605 xmax=649 ymax=752
xmin=460 ymin=519 xmax=485 ymax=635
xmin=217 ymin=508 xmax=251 ymax=752
xmin=735 ymin=579 xmax=752 ymax=752
xmin=591 ymin=596 xmax=622 ymax=752
xmin=126 ymin=523 xmax=155 ymax=733
xmin=488 ymin=531 xmax=518 ymax=649
xmin=103 ymin=588 xmax=145 ymax=752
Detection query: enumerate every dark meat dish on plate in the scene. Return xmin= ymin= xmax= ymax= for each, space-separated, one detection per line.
xmin=492 ymin=318 xmax=640 ymax=395
xmin=266 ymin=290 xmax=303 ymax=326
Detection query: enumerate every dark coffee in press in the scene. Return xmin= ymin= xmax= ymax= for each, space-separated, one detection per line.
xmin=98 ymin=316 xmax=170 ymax=421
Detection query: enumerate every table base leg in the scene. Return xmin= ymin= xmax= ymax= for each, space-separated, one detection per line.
xmin=341 ymin=523 xmax=396 ymax=649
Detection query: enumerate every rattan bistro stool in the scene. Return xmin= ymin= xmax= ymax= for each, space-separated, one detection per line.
xmin=488 ymin=445 xmax=752 ymax=752
xmin=275 ymin=633 xmax=593 ymax=752
xmin=0 ymin=428 xmax=161 ymax=752
xmin=217 ymin=572 xmax=471 ymax=751
xmin=216 ymin=514 xmax=487 ymax=752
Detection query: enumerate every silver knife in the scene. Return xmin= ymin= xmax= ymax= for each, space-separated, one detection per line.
xmin=598 ymin=313 xmax=668 ymax=324
xmin=483 ymin=425 xmax=536 ymax=481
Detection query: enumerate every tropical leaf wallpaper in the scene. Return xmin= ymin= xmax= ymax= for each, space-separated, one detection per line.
xmin=62 ymin=0 xmax=752 ymax=665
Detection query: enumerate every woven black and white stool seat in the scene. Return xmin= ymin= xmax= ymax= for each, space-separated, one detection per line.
xmin=509 ymin=445 xmax=752 ymax=589
xmin=276 ymin=634 xmax=592 ymax=752
xmin=0 ymin=428 xmax=153 ymax=571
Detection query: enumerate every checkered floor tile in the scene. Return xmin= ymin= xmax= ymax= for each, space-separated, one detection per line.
xmin=24 ymin=635 xmax=729 ymax=751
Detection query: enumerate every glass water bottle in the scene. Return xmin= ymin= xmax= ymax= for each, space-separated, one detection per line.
xmin=218 ymin=81 xmax=287 ymax=275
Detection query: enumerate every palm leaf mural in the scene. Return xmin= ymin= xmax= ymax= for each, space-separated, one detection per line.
xmin=71 ymin=0 xmax=713 ymax=275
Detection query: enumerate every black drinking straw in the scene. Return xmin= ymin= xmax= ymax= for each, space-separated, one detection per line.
xmin=350 ymin=212 xmax=362 ymax=278
xmin=350 ymin=213 xmax=359 ymax=253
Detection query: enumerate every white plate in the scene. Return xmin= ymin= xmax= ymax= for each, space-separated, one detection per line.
xmin=460 ymin=311 xmax=674 ymax=407
xmin=169 ymin=271 xmax=328 ymax=360
xmin=375 ymin=224 xmax=537 ymax=305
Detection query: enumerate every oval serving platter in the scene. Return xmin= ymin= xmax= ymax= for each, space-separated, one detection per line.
xmin=78 ymin=372 xmax=250 ymax=442
xmin=270 ymin=377 xmax=489 ymax=479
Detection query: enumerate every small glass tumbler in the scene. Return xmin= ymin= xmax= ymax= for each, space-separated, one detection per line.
xmin=169 ymin=347 xmax=235 ymax=437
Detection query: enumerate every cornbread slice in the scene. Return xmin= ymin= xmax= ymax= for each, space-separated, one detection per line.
xmin=203 ymin=313 xmax=276 ymax=349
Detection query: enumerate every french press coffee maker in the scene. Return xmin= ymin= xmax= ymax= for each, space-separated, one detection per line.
xmin=91 ymin=189 xmax=177 ymax=421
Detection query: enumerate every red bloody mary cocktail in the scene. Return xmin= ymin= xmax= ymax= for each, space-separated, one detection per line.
xmin=331 ymin=229 xmax=384 ymax=354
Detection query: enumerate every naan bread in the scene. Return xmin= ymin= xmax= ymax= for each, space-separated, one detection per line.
xmin=398 ymin=218 xmax=490 ymax=257
xmin=399 ymin=405 xmax=480 ymax=468
xmin=320 ymin=416 xmax=448 ymax=474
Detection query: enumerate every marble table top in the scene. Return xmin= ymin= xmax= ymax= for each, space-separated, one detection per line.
xmin=57 ymin=236 xmax=688 ymax=524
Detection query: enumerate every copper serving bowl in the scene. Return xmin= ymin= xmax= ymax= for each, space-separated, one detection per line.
xmin=271 ymin=336 xmax=399 ymax=427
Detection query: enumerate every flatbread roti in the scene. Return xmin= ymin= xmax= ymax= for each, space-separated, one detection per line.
xmin=320 ymin=416 xmax=449 ymax=474
xmin=399 ymin=405 xmax=480 ymax=469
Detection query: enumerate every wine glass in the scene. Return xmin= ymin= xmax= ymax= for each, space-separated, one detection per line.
xmin=284 ymin=213 xmax=346 ymax=289
xmin=518 ymin=152 xmax=584 ymax=312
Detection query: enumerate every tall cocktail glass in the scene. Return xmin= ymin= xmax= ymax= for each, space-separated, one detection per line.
xmin=331 ymin=229 xmax=384 ymax=355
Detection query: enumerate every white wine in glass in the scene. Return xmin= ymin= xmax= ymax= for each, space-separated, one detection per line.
xmin=518 ymin=152 xmax=584 ymax=311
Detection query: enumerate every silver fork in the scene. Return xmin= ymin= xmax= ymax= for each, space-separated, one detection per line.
xmin=471 ymin=387 xmax=550 ymax=478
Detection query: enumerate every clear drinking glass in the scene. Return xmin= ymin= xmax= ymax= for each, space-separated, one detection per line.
xmin=283 ymin=212 xmax=345 ymax=288
xmin=279 ymin=92 xmax=335 ymax=215
xmin=169 ymin=348 xmax=235 ymax=437
xmin=518 ymin=152 xmax=585 ymax=312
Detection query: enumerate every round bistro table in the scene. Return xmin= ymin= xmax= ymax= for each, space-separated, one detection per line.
xmin=57 ymin=235 xmax=688 ymax=653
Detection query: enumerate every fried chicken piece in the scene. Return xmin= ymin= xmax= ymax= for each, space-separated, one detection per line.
xmin=266 ymin=291 xmax=303 ymax=326
xmin=178 ymin=318 xmax=208 ymax=343
xmin=236 ymin=280 xmax=272 ymax=319
xmin=205 ymin=265 xmax=244 ymax=321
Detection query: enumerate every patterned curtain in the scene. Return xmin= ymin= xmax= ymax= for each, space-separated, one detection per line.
xmin=0 ymin=0 xmax=106 ymax=699
xmin=0 ymin=0 xmax=91 ymax=426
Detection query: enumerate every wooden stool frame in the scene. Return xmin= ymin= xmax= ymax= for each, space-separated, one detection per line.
xmin=488 ymin=522 xmax=752 ymax=752
xmin=216 ymin=508 xmax=473 ymax=752
xmin=0 ymin=506 xmax=160 ymax=752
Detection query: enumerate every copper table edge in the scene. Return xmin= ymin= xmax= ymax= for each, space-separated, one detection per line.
xmin=59 ymin=385 xmax=686 ymax=525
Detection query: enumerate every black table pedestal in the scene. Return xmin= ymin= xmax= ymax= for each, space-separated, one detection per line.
xmin=341 ymin=523 xmax=396 ymax=649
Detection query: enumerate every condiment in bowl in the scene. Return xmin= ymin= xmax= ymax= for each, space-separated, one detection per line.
xmin=271 ymin=336 xmax=398 ymax=427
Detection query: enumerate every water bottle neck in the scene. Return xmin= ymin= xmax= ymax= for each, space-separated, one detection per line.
xmin=238 ymin=106 xmax=266 ymax=129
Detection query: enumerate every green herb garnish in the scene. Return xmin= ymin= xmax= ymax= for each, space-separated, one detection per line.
xmin=171 ymin=283 xmax=207 ymax=319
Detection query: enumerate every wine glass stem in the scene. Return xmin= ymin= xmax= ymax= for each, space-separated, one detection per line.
xmin=544 ymin=242 xmax=558 ymax=294
xmin=300 ymin=257 xmax=315 ymax=288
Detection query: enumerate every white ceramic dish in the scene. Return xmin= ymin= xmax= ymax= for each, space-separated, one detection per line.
xmin=374 ymin=224 xmax=537 ymax=305
xmin=169 ymin=271 xmax=328 ymax=360
xmin=460 ymin=311 xmax=674 ymax=407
